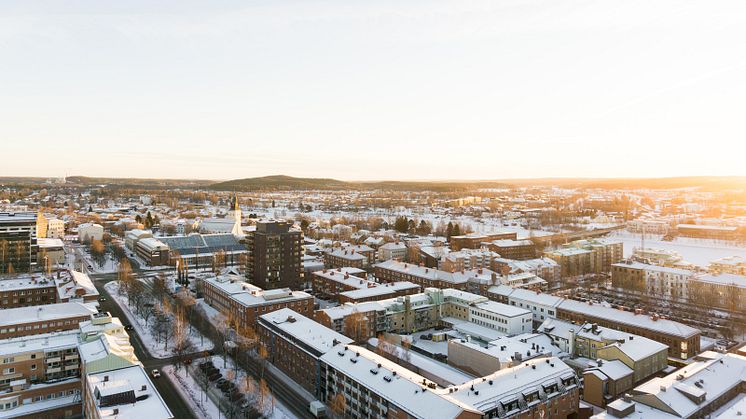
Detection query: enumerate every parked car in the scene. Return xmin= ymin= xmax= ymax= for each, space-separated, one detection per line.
xmin=216 ymin=378 xmax=228 ymax=387
xmin=151 ymin=369 xmax=161 ymax=379
xmin=124 ymin=324 xmax=134 ymax=331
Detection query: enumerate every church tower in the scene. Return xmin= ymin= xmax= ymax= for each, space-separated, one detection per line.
xmin=229 ymin=193 xmax=244 ymax=238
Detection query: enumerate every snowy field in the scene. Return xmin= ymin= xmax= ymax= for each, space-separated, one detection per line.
xmin=104 ymin=281 xmax=213 ymax=359
xmin=609 ymin=230 xmax=746 ymax=266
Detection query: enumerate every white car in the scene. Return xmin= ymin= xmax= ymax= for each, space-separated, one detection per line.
xmin=151 ymin=369 xmax=161 ymax=378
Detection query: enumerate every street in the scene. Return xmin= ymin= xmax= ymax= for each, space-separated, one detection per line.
xmin=92 ymin=271 xmax=199 ymax=419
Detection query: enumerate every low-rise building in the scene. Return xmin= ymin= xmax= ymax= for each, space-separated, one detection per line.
xmin=338 ymin=281 xmax=421 ymax=304
xmin=377 ymin=242 xmax=407 ymax=262
xmin=0 ymin=302 xmax=98 ymax=339
xmin=201 ymin=273 xmax=314 ymax=330
xmin=77 ymin=223 xmax=104 ymax=243
xmin=676 ymin=223 xmax=738 ymax=239
xmin=710 ymin=255 xmax=746 ymax=275
xmin=134 ymin=237 xmax=170 ymax=266
xmin=450 ymin=232 xmax=517 ymax=251
xmin=592 ymin=352 xmax=746 ymax=419
xmin=487 ymin=239 xmax=537 ymax=260
xmin=0 ymin=271 xmax=98 ymax=309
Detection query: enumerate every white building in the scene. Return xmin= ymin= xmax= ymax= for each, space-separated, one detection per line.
xmin=46 ymin=218 xmax=65 ymax=239
xmin=378 ymin=241 xmax=407 ymax=261
xmin=78 ymin=223 xmax=104 ymax=243
xmin=488 ymin=285 xmax=563 ymax=326
xmin=468 ymin=300 xmax=533 ymax=335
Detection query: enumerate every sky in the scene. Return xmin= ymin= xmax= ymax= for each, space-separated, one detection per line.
xmin=1 ymin=0 xmax=745 ymax=181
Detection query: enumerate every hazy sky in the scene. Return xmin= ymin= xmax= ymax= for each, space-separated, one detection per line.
xmin=2 ymin=0 xmax=745 ymax=181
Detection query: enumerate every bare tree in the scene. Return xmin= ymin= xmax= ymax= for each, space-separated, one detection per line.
xmin=329 ymin=392 xmax=346 ymax=419
xmin=343 ymin=309 xmax=369 ymax=343
xmin=172 ymin=308 xmax=195 ymax=368
xmin=152 ymin=273 xmax=168 ymax=303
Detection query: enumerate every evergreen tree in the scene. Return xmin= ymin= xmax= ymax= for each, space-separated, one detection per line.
xmin=446 ymin=222 xmax=453 ymax=239
xmin=394 ymin=216 xmax=409 ymax=233
xmin=416 ymin=220 xmax=431 ymax=236
xmin=452 ymin=223 xmax=461 ymax=236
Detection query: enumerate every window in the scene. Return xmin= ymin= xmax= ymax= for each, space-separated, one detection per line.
xmin=2 ymin=368 xmax=15 ymax=375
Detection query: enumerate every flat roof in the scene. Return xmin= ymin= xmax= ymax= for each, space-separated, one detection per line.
xmin=558 ymin=299 xmax=699 ymax=339
xmin=473 ymin=300 xmax=532 ymax=318
xmin=259 ymin=308 xmax=352 ymax=355
xmin=0 ymin=330 xmax=79 ymax=357
xmin=88 ymin=365 xmax=173 ymax=418
xmin=0 ymin=302 xmax=98 ymax=327
xmin=339 ymin=281 xmax=420 ymax=300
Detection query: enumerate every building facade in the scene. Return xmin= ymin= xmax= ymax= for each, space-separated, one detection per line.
xmin=246 ymin=220 xmax=302 ymax=290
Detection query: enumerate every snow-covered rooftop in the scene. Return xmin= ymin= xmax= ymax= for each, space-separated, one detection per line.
xmin=259 ymin=308 xmax=351 ymax=355
xmin=88 ymin=364 xmax=173 ymax=418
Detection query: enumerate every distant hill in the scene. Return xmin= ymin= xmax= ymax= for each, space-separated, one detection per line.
xmin=210 ymin=175 xmax=511 ymax=192
xmin=64 ymin=176 xmax=215 ymax=188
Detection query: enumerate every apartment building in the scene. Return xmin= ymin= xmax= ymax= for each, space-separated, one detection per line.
xmin=324 ymin=245 xmax=376 ymax=270
xmin=0 ymin=270 xmax=99 ymax=309
xmin=613 ymin=261 xmax=746 ymax=311
xmin=338 ymin=282 xmax=421 ymax=304
xmin=0 ymin=212 xmax=38 ymax=273
xmin=676 ymin=223 xmax=738 ymax=239
xmin=317 ymin=287 xmax=531 ymax=341
xmin=0 ymin=311 xmax=170 ymax=419
xmin=320 ymin=344 xmax=579 ymax=419
xmin=611 ymin=261 xmax=692 ymax=301
xmin=246 ymin=220 xmax=303 ymax=290
xmin=492 ymin=257 xmax=561 ymax=288
xmin=0 ymin=302 xmax=98 ymax=339
xmin=468 ymin=301 xmax=533 ymax=335
xmin=0 ymin=331 xmax=82 ymax=418
xmin=545 ymin=238 xmax=623 ymax=277
xmin=257 ymin=308 xmax=352 ymax=397
xmin=556 ymin=299 xmax=700 ymax=360
xmin=377 ymin=241 xmax=407 ymax=262
xmin=710 ymin=255 xmax=746 ymax=275
xmin=450 ymin=232 xmax=517 ymax=251
xmin=496 ymin=286 xmax=700 ymax=359
xmin=200 ymin=273 xmax=313 ymax=330
xmin=487 ymin=239 xmax=537 ymax=260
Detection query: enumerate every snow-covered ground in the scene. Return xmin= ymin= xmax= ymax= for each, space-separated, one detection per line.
xmin=164 ymin=365 xmax=220 ymax=419
xmin=104 ymin=281 xmax=213 ymax=359
xmin=610 ymin=230 xmax=746 ymax=266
